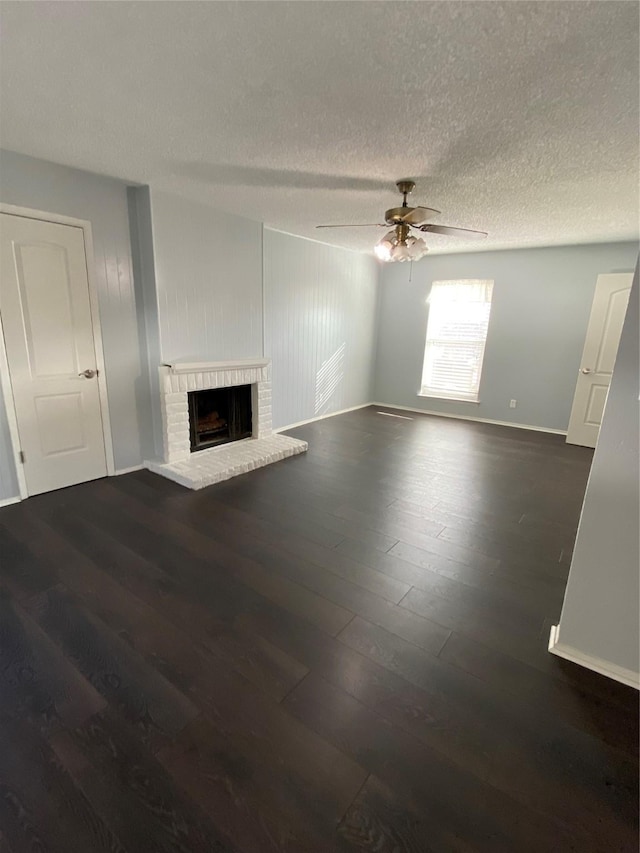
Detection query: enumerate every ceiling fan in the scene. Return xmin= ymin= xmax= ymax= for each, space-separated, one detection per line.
xmin=316 ymin=180 xmax=487 ymax=262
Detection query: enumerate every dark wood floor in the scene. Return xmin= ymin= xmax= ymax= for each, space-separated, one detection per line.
xmin=0 ymin=406 xmax=638 ymax=852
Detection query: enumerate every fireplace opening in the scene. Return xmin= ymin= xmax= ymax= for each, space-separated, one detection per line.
xmin=188 ymin=384 xmax=252 ymax=452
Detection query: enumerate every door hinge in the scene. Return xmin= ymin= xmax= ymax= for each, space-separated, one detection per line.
xmin=19 ymin=450 xmax=25 ymax=464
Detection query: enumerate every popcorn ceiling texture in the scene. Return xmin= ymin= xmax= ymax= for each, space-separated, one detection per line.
xmin=1 ymin=2 xmax=638 ymax=254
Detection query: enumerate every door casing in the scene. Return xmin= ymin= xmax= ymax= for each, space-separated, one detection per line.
xmin=0 ymin=203 xmax=115 ymax=499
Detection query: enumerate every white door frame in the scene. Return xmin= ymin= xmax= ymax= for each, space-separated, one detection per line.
xmin=0 ymin=203 xmax=116 ymax=500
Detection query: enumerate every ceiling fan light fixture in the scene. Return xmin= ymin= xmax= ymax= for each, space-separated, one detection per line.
xmin=374 ymin=240 xmax=393 ymax=261
xmin=374 ymin=229 xmax=397 ymax=261
xmin=375 ymin=230 xmax=429 ymax=263
xmin=406 ymin=235 xmax=428 ymax=259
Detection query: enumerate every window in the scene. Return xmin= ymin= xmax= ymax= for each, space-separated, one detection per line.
xmin=420 ymin=279 xmax=494 ymax=403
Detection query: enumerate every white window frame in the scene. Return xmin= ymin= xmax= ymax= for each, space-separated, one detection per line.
xmin=418 ymin=278 xmax=494 ymax=404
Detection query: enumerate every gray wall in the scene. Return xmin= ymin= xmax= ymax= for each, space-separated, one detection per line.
xmin=555 ymin=263 xmax=639 ymax=679
xmin=149 ymin=189 xmax=263 ymax=363
xmin=0 ymin=149 xmax=148 ymax=500
xmin=264 ymin=230 xmax=379 ymax=429
xmin=374 ymin=242 xmax=639 ymax=431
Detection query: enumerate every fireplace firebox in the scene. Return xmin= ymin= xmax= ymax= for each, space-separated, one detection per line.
xmin=188 ymin=384 xmax=252 ymax=452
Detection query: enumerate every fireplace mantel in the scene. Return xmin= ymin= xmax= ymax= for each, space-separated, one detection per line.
xmin=145 ymin=358 xmax=307 ymax=489
xmin=164 ymin=358 xmax=270 ymax=374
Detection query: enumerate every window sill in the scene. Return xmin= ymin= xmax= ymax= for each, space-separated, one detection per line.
xmin=417 ymin=393 xmax=481 ymax=405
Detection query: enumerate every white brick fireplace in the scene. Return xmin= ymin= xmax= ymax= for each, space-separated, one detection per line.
xmin=145 ymin=358 xmax=307 ymax=489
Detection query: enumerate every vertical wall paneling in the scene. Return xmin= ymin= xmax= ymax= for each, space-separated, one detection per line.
xmin=374 ymin=242 xmax=639 ymax=432
xmin=0 ymin=149 xmax=147 ymax=499
xmin=264 ymin=229 xmax=379 ymax=429
xmin=149 ymin=190 xmax=263 ymax=364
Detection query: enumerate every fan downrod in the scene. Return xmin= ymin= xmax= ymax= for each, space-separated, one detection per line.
xmin=396 ymin=180 xmax=416 ymax=206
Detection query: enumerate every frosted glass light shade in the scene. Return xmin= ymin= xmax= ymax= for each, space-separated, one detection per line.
xmin=375 ymin=232 xmax=429 ymax=263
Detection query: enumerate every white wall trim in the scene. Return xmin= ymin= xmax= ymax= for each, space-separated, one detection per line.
xmin=371 ymin=402 xmax=568 ymax=435
xmin=276 ymin=402 xmax=372 ymax=432
xmin=114 ymin=464 xmax=144 ymax=476
xmin=0 ymin=313 xmax=28 ymax=499
xmin=548 ymin=625 xmax=639 ymax=690
xmin=0 ymin=203 xmax=117 ymax=498
xmin=0 ymin=496 xmax=21 ymax=508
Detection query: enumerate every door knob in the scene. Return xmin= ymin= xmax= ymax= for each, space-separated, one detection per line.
xmin=580 ymin=368 xmax=592 ymax=374
xmin=79 ymin=368 xmax=96 ymax=379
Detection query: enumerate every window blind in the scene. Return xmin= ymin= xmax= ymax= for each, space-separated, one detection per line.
xmin=420 ymin=279 xmax=494 ymax=402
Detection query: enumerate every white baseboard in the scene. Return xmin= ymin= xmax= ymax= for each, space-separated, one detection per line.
xmin=275 ymin=402 xmax=372 ymax=433
xmin=548 ymin=625 xmax=639 ymax=689
xmin=113 ymin=464 xmax=144 ymax=476
xmin=371 ymin=402 xmax=568 ymax=436
xmin=0 ymin=495 xmax=21 ymax=508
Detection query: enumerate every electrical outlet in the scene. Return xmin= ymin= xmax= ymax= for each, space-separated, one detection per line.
xmin=509 ymin=399 xmax=517 ymax=409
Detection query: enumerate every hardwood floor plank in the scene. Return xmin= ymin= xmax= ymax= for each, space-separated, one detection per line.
xmin=158 ymin=716 xmax=362 ymax=853
xmin=23 ymin=584 xmax=199 ymax=752
xmin=25 ymin=480 xmax=352 ymax=643
xmin=242 ymin=604 xmax=496 ymax=780
xmin=438 ymin=631 xmax=639 ymax=756
xmin=8 ymin=511 xmax=368 ymax=848
xmin=0 ymin=407 xmax=635 ymax=851
xmin=338 ymin=775 xmax=438 ymax=853
xmin=49 ymin=710 xmax=235 ymax=852
xmin=235 ymin=540 xmax=450 ymax=652
xmin=9 ymin=507 xmax=309 ymax=704
xmin=335 ymin=612 xmax=638 ymax=844
xmin=101 ymin=478 xmax=451 ymax=656
xmin=436 ymin=520 xmax=566 ymax=563
xmin=333 ymin=502 xmax=445 ymax=541
xmin=391 ymin=496 xmax=575 ymax=553
xmin=277 ymin=534 xmax=407 ymax=600
xmin=400 ymin=584 xmax=544 ymax=644
xmin=187 ymin=526 xmax=449 ymax=655
xmin=211 ymin=478 xmax=401 ymax=553
xmin=219 ymin=491 xmax=347 ymax=549
xmin=387 ymin=539 xmax=494 ymax=583
xmin=0 ymin=589 xmax=105 ymax=733
xmin=0 ymin=524 xmax=57 ymax=601
xmin=82 ymin=483 xmax=355 ymax=637
xmin=286 ymin=673 xmax=587 ymax=853
xmin=338 ymin=535 xmax=564 ymax=621
xmin=487 ymin=719 xmax=638 ymax=852
xmin=0 ymin=711 xmax=126 ymax=853
xmin=113 ymin=473 xmax=408 ymax=603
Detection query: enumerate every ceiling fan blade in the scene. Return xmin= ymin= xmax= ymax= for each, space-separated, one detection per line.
xmin=417 ymin=224 xmax=488 ymax=238
xmin=399 ymin=206 xmax=442 ymax=225
xmin=315 ymin=223 xmax=386 ymax=229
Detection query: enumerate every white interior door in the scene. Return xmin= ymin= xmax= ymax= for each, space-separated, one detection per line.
xmin=0 ymin=213 xmax=108 ymax=495
xmin=566 ymin=272 xmax=633 ymax=448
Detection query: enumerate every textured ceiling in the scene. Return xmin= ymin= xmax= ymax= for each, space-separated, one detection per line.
xmin=1 ymin=1 xmax=638 ymax=255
